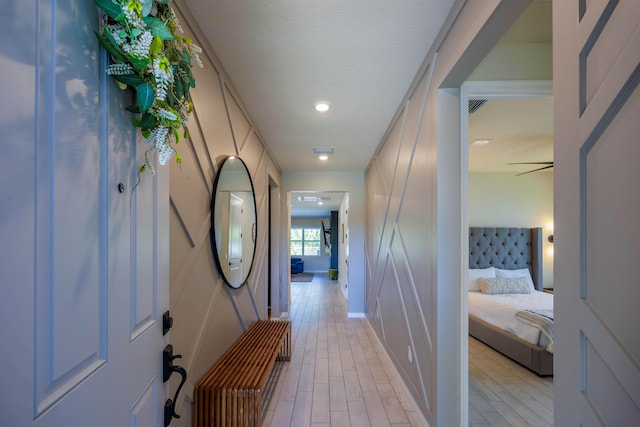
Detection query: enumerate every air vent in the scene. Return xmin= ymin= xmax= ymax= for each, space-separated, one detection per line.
xmin=296 ymin=196 xmax=331 ymax=202
xmin=468 ymin=99 xmax=487 ymax=114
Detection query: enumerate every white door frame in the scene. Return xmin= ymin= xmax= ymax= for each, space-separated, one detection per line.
xmin=269 ymin=175 xmax=281 ymax=318
xmin=458 ymin=79 xmax=553 ymax=422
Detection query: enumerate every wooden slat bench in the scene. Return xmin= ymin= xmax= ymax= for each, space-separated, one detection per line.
xmin=194 ymin=320 xmax=292 ymax=427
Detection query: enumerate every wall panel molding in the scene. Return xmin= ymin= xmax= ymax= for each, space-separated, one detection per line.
xmin=169 ymin=3 xmax=282 ymax=421
xmin=365 ymin=64 xmax=436 ymax=420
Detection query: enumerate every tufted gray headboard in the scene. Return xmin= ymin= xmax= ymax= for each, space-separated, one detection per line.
xmin=469 ymin=227 xmax=543 ymax=290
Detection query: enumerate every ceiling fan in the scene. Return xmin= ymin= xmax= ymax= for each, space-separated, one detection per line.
xmin=508 ymin=161 xmax=554 ymax=176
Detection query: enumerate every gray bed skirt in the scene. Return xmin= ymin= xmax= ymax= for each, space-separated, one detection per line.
xmin=469 ymin=315 xmax=553 ymax=376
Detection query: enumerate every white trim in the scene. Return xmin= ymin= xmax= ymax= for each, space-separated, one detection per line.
xmin=459 ymin=87 xmax=470 ymax=427
xmin=463 ymin=80 xmax=553 ymax=99
xmin=459 ymin=79 xmax=553 ymax=426
xmin=365 ymin=320 xmax=431 ymax=427
xmin=347 ymin=312 xmax=365 ymax=318
xmin=269 ymin=176 xmax=282 ymax=320
xmin=340 ymin=282 xmax=348 ymax=301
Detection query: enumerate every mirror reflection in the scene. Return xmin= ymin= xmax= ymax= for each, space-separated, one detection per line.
xmin=211 ymin=156 xmax=257 ymax=288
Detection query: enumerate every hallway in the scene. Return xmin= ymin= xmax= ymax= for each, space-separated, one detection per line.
xmin=262 ymin=274 xmax=553 ymax=426
xmin=264 ymin=274 xmax=425 ymax=426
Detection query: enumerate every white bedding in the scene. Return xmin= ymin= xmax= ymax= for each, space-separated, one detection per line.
xmin=468 ymin=290 xmax=554 ymax=351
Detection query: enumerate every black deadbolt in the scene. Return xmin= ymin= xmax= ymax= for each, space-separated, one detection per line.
xmin=163 ymin=311 xmax=173 ymax=335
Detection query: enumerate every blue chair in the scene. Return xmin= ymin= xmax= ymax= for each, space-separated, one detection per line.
xmin=291 ymin=257 xmax=304 ymax=274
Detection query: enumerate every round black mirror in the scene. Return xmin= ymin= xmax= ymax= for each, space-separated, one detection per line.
xmin=210 ymin=156 xmax=257 ymax=288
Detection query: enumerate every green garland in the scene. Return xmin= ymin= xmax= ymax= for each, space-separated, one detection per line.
xmin=93 ymin=0 xmax=202 ymax=174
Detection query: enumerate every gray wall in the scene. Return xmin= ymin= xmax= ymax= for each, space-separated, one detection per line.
xmin=365 ymin=1 xmax=536 ymax=425
xmin=168 ymin=4 xmax=283 ymax=425
xmin=366 ymin=65 xmax=439 ymax=424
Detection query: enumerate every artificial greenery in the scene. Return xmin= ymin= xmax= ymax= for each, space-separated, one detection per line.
xmin=93 ymin=0 xmax=202 ymax=174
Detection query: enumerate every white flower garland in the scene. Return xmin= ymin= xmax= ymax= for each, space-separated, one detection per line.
xmin=94 ymin=0 xmax=203 ymax=174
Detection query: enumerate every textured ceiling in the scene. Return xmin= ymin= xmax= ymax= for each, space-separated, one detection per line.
xmin=182 ymin=0 xmax=457 ymax=172
xmin=181 ymin=1 xmax=552 ymax=215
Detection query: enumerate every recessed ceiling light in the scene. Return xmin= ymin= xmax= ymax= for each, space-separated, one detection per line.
xmin=469 ymin=138 xmax=493 ymax=148
xmin=313 ymin=147 xmax=333 ymax=160
xmin=314 ymin=102 xmax=330 ymax=112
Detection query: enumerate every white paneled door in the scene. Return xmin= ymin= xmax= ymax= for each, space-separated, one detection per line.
xmin=554 ymin=1 xmax=640 ymax=425
xmin=0 ymin=2 xmax=169 ymax=426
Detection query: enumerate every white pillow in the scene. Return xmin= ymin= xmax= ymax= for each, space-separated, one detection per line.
xmin=478 ymin=277 xmax=532 ymax=294
xmin=495 ymin=268 xmax=535 ymax=291
xmin=468 ymin=267 xmax=496 ymax=291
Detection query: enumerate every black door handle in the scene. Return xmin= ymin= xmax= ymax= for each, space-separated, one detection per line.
xmin=163 ymin=344 xmax=188 ymax=427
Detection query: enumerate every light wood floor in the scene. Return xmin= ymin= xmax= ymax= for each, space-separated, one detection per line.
xmin=468 ymin=337 xmax=554 ymax=426
xmin=264 ymin=274 xmax=553 ymax=426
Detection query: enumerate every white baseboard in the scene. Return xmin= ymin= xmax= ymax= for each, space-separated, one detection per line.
xmin=365 ymin=319 xmax=430 ymax=426
xmin=347 ymin=312 xmax=366 ymax=318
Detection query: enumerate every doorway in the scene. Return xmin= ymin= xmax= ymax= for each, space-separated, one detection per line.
xmin=462 ymin=81 xmax=554 ymax=423
xmin=280 ymin=171 xmax=368 ymax=318
xmin=288 ymin=191 xmax=347 ymax=298
xmin=268 ymin=176 xmax=281 ymax=319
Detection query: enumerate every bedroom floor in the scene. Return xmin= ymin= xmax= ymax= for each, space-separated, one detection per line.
xmin=469 ymin=336 xmax=554 ymax=426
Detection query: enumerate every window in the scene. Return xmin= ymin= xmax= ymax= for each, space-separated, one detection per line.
xmin=290 ymin=227 xmax=321 ymax=256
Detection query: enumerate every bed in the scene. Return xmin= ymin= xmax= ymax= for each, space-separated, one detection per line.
xmin=468 ymin=227 xmax=553 ymax=376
